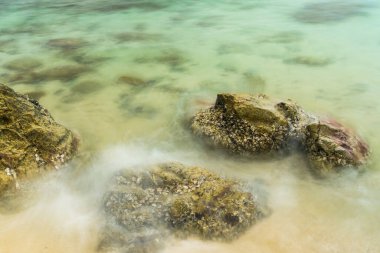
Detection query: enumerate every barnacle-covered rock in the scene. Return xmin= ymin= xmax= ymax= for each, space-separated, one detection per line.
xmin=0 ymin=84 xmax=79 ymax=193
xmin=100 ymin=162 xmax=264 ymax=253
xmin=191 ymin=93 xmax=305 ymax=155
xmin=304 ymin=119 xmax=369 ymax=176
xmin=190 ymin=93 xmax=369 ymax=175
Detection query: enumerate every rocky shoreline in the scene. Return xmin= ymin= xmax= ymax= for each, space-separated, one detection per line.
xmin=0 ymin=85 xmax=371 ymax=253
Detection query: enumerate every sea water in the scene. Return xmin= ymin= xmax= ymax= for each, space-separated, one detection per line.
xmin=0 ymin=0 xmax=380 ymax=252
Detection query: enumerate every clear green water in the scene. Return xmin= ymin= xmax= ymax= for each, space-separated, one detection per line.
xmin=0 ymin=0 xmax=380 ymax=252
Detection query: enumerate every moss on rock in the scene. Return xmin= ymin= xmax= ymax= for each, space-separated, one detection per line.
xmin=0 ymin=84 xmax=79 ymax=193
xmin=190 ymin=93 xmax=369 ymax=175
xmin=191 ymin=93 xmax=299 ymax=155
xmin=100 ymin=162 xmax=264 ymax=253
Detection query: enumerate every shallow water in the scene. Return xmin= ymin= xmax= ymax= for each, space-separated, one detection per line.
xmin=1 ymin=0 xmax=380 ymax=252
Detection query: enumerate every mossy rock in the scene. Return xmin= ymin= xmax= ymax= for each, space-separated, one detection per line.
xmin=191 ymin=93 xmax=303 ymax=155
xmin=190 ymin=93 xmax=369 ymax=175
xmin=305 ymin=119 xmax=369 ymax=176
xmin=0 ymin=84 xmax=79 ymax=193
xmin=101 ymin=162 xmax=264 ymax=253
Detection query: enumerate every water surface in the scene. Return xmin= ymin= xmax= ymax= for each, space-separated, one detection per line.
xmin=0 ymin=1 xmax=380 ymax=252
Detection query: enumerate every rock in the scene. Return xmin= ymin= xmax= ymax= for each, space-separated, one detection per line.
xmin=46 ymin=38 xmax=88 ymax=50
xmin=100 ymin=162 xmax=264 ymax=253
xmin=304 ymin=119 xmax=369 ymax=176
xmin=258 ymin=31 xmax=303 ymax=44
xmin=115 ymin=32 xmax=163 ymax=42
xmin=36 ymin=65 xmax=90 ymax=82
xmin=0 ymin=84 xmax=79 ymax=193
xmin=118 ymin=75 xmax=148 ymax=87
xmin=3 ymin=57 xmax=43 ymax=71
xmin=6 ymin=65 xmax=90 ymax=84
xmin=294 ymin=1 xmax=367 ymax=24
xmin=190 ymin=93 xmax=369 ymax=175
xmin=92 ymin=2 xmax=166 ymax=12
xmin=71 ymin=80 xmax=103 ymax=94
xmin=243 ymin=72 xmax=266 ymax=92
xmin=284 ymin=56 xmax=332 ymax=67
xmin=191 ymin=93 xmax=295 ymax=155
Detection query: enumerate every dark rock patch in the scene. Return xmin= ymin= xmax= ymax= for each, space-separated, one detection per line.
xmin=3 ymin=57 xmax=43 ymax=71
xmin=284 ymin=56 xmax=332 ymax=67
xmin=46 ymin=38 xmax=88 ymax=51
xmin=294 ymin=1 xmax=368 ymax=24
xmin=71 ymin=80 xmax=103 ymax=94
xmin=115 ymin=32 xmax=164 ymax=43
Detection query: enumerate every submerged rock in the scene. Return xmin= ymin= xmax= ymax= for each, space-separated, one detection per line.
xmin=3 ymin=57 xmax=43 ymax=71
xmin=15 ymin=65 xmax=90 ymax=83
xmin=284 ymin=56 xmax=332 ymax=67
xmin=71 ymin=80 xmax=103 ymax=94
xmin=191 ymin=94 xmax=295 ymax=155
xmin=304 ymin=119 xmax=369 ymax=176
xmin=101 ymin=162 xmax=264 ymax=253
xmin=115 ymin=32 xmax=163 ymax=42
xmin=118 ymin=75 xmax=148 ymax=87
xmin=46 ymin=38 xmax=88 ymax=50
xmin=0 ymin=84 xmax=78 ymax=193
xmin=258 ymin=31 xmax=303 ymax=44
xmin=294 ymin=1 xmax=367 ymax=24
xmin=93 ymin=2 xmax=166 ymax=12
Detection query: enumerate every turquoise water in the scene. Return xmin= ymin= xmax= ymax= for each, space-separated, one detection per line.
xmin=0 ymin=1 xmax=380 ymax=252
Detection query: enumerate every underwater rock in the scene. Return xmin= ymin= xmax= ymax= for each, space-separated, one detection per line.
xmin=118 ymin=75 xmax=148 ymax=87
xmin=70 ymin=54 xmax=110 ymax=65
xmin=35 ymin=65 xmax=90 ymax=82
xmin=46 ymin=38 xmax=88 ymax=50
xmin=258 ymin=31 xmax=303 ymax=44
xmin=92 ymin=2 xmax=166 ymax=12
xmin=217 ymin=43 xmax=250 ymax=55
xmin=304 ymin=119 xmax=369 ymax=176
xmin=0 ymin=84 xmax=78 ymax=193
xmin=284 ymin=56 xmax=332 ymax=67
xmin=294 ymin=1 xmax=367 ymax=24
xmin=101 ymin=162 xmax=263 ymax=253
xmin=191 ymin=93 xmax=294 ymax=155
xmin=71 ymin=80 xmax=103 ymax=94
xmin=115 ymin=32 xmax=163 ymax=42
xmin=3 ymin=57 xmax=42 ymax=71
xmin=155 ymin=49 xmax=188 ymax=69
xmin=6 ymin=65 xmax=90 ymax=84
xmin=243 ymin=72 xmax=266 ymax=92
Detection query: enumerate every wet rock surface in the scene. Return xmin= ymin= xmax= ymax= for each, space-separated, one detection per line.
xmin=191 ymin=94 xmax=297 ymax=155
xmin=100 ymin=162 xmax=264 ymax=253
xmin=284 ymin=56 xmax=332 ymax=67
xmin=0 ymin=84 xmax=78 ymax=193
xmin=191 ymin=93 xmax=369 ymax=174
xmin=305 ymin=119 xmax=369 ymax=176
